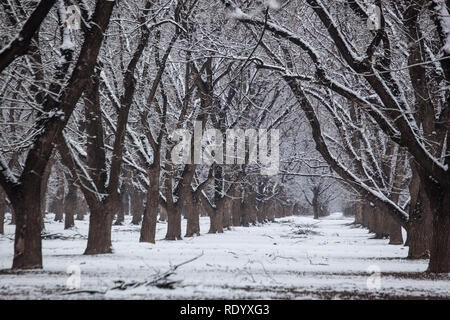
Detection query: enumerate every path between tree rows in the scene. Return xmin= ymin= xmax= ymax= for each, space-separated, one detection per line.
xmin=0 ymin=213 xmax=449 ymax=299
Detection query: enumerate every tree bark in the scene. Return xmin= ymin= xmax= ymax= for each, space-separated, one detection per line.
xmin=165 ymin=204 xmax=182 ymax=240
xmin=130 ymin=189 xmax=144 ymax=225
xmin=39 ymin=155 xmax=54 ymax=230
xmin=387 ymin=214 xmax=403 ymax=245
xmin=354 ymin=202 xmax=363 ymax=225
xmin=9 ymin=205 xmax=15 ymax=225
xmin=241 ymin=198 xmax=250 ymax=227
xmin=84 ymin=205 xmax=113 ymax=254
xmin=373 ymin=207 xmax=385 ymax=239
xmin=140 ymin=169 xmax=159 ymax=243
xmin=231 ymin=187 xmax=241 ymax=226
xmin=0 ymin=189 xmax=5 ymax=234
xmin=256 ymin=201 xmax=264 ymax=224
xmin=407 ymin=216 xmax=432 ymax=259
xmin=407 ymin=164 xmax=433 ymax=259
xmin=11 ymin=186 xmax=43 ymax=269
xmin=64 ymin=176 xmax=77 ymax=229
xmin=248 ymin=192 xmax=257 ymax=225
xmin=312 ymin=192 xmax=319 ymax=220
xmin=367 ymin=205 xmax=376 ymax=234
xmin=185 ymin=194 xmax=200 ymax=237
xmin=268 ymin=201 xmax=276 ymax=222
xmin=361 ymin=203 xmax=369 ymax=228
xmin=114 ymin=183 xmax=129 ymax=225
xmin=428 ymin=192 xmax=450 ymax=272
xmin=208 ymin=210 xmax=217 ymax=233
xmin=159 ymin=204 xmax=167 ymax=222
xmin=287 ymin=203 xmax=294 ymax=217
xmin=222 ymin=195 xmax=233 ymax=229
xmin=76 ymin=193 xmax=87 ymax=221
xmin=208 ymin=205 xmax=224 ymax=234
xmin=53 ymin=169 xmax=64 ymax=222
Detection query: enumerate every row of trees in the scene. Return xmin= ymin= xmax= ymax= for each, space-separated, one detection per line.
xmin=0 ymin=0 xmax=321 ymax=269
xmin=225 ymin=0 xmax=450 ymax=272
xmin=1 ymin=0 xmax=449 ymax=273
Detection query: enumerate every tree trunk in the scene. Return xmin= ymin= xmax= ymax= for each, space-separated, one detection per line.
xmin=76 ymin=194 xmax=87 ymax=221
xmin=407 ymin=219 xmax=432 ymax=259
xmin=274 ymin=202 xmax=282 ymax=219
xmin=231 ymin=188 xmax=241 ymax=226
xmin=9 ymin=206 xmax=15 ymax=225
xmin=130 ymin=189 xmax=144 ymax=225
xmin=373 ymin=207 xmax=385 ymax=239
xmin=140 ymin=194 xmax=158 ymax=243
xmin=269 ymin=201 xmax=276 ymax=222
xmin=387 ymin=213 xmax=403 ymax=245
xmin=428 ymin=196 xmax=450 ymax=272
xmin=208 ymin=210 xmax=216 ymax=233
xmin=248 ymin=192 xmax=257 ymax=225
xmin=215 ymin=207 xmax=224 ymax=233
xmin=140 ymin=170 xmax=159 ymax=243
xmin=406 ymin=164 xmax=433 ymax=258
xmin=256 ymin=201 xmax=262 ymax=223
xmin=361 ymin=203 xmax=369 ymax=228
xmin=64 ymin=178 xmax=77 ymax=230
xmin=159 ymin=204 xmax=167 ymax=221
xmin=289 ymin=204 xmax=294 ymax=217
xmin=406 ymin=191 xmax=433 ymax=259
xmin=0 ymin=189 xmax=6 ymax=234
xmin=231 ymin=199 xmax=241 ymax=226
xmin=366 ymin=203 xmax=377 ymax=234
xmin=114 ymin=183 xmax=129 ymax=225
xmin=114 ymin=207 xmax=125 ymax=226
xmin=257 ymin=201 xmax=266 ymax=223
xmin=381 ymin=210 xmax=391 ymax=238
xmin=12 ymin=188 xmax=43 ymax=269
xmin=312 ymin=194 xmax=319 ymax=220
xmin=53 ymin=170 xmax=64 ymax=222
xmin=39 ymin=155 xmax=54 ymax=231
xmin=84 ymin=205 xmax=113 ymax=254
xmin=207 ymin=199 xmax=224 ymax=234
xmin=425 ymin=180 xmax=450 ymax=272
xmin=206 ymin=202 xmax=224 ymax=234
xmin=354 ymin=203 xmax=363 ymax=225
xmin=405 ymin=187 xmax=433 ymax=258
xmin=165 ymin=204 xmax=182 ymax=240
xmin=185 ymin=194 xmax=200 ymax=237
xmin=223 ymin=195 xmax=233 ymax=229
xmin=241 ymin=199 xmax=250 ymax=227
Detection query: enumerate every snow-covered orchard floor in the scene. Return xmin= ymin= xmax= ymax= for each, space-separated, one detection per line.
xmin=0 ymin=212 xmax=449 ymax=299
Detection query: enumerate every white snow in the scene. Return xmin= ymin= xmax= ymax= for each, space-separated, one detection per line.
xmin=0 ymin=213 xmax=448 ymax=299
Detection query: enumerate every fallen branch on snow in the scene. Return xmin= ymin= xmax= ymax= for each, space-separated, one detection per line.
xmin=62 ymin=252 xmax=204 ymax=295
xmin=41 ymin=232 xmax=87 ymax=240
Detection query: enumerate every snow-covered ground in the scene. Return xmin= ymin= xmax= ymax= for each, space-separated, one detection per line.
xmin=0 ymin=212 xmax=449 ymax=299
